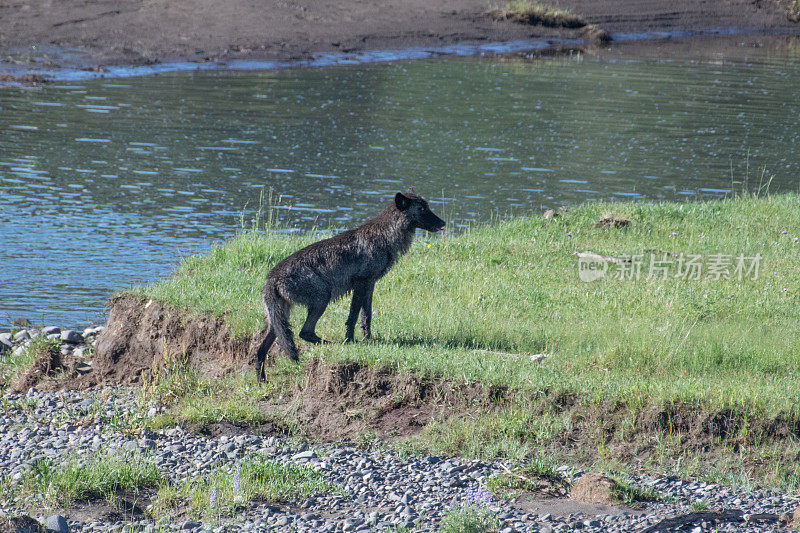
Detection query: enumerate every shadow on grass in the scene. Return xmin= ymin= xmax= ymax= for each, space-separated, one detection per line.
xmin=380 ymin=334 xmax=546 ymax=356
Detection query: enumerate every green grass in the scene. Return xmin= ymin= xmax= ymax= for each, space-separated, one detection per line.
xmin=610 ymin=476 xmax=660 ymax=504
xmin=153 ymin=455 xmax=339 ymax=520
xmin=0 ymin=335 xmax=60 ymax=388
xmin=135 ymin=194 xmax=800 ymax=413
xmin=439 ymin=503 xmax=500 ymax=533
xmin=486 ymin=455 xmax=567 ymax=494
xmin=23 ymin=452 xmax=161 ymax=509
xmin=131 ymin=193 xmax=800 ymax=487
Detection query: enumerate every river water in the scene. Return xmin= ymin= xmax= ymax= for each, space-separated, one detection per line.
xmin=1 ymin=37 xmax=799 ymax=327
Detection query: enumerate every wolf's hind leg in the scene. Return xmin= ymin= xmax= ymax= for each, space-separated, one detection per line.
xmin=299 ymin=296 xmax=329 ymax=344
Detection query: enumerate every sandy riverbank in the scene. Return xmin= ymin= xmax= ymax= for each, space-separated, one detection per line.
xmin=1 ymin=0 xmax=799 ymax=72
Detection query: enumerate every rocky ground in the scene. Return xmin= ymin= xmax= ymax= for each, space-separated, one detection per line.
xmin=1 ymin=328 xmax=800 ymax=532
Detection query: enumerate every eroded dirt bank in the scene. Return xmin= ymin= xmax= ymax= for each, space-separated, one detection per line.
xmin=87 ymin=295 xmax=800 ymax=473
xmin=92 ymin=294 xmax=258 ymax=386
xmin=1 ymin=0 xmax=799 ymax=72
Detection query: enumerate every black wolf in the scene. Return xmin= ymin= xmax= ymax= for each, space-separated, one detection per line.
xmin=254 ymin=188 xmax=445 ymax=382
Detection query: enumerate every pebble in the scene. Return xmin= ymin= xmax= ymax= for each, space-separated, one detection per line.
xmin=1 ymin=325 xmax=798 ymax=533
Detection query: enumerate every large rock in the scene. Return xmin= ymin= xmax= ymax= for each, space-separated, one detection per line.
xmin=60 ymin=330 xmax=84 ymax=344
xmin=44 ymin=514 xmax=69 ymax=533
xmin=570 ymin=472 xmax=617 ymax=505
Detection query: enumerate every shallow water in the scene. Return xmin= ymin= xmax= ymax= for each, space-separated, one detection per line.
xmin=2 ymin=38 xmax=800 ymax=327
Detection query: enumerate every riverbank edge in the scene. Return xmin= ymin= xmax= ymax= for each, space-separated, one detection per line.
xmin=3 ymin=26 xmax=800 ymax=85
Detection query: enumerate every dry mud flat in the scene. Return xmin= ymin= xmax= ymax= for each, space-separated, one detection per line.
xmin=1 ymin=0 xmax=799 ymax=71
xmin=2 ymin=295 xmax=800 ymax=531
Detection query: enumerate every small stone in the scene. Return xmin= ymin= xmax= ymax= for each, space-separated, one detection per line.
xmin=181 ymin=520 xmax=201 ymax=530
xmin=83 ymin=325 xmax=104 ymax=337
xmin=292 ymin=450 xmax=317 ymax=461
xmin=44 ymin=514 xmax=69 ymax=532
xmin=14 ymin=329 xmax=31 ymax=342
xmin=0 ymin=332 xmax=13 ymax=347
xmin=61 ymin=330 xmax=84 ymax=344
xmin=42 ymin=326 xmax=61 ymax=336
xmin=343 ymin=518 xmax=363 ymax=531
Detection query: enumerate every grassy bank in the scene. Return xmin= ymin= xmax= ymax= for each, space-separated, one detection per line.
xmin=133 ymin=194 xmax=800 ymax=488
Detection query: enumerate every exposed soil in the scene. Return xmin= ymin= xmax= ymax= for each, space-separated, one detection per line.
xmin=11 ymin=346 xmax=62 ymax=394
xmin=1 ymin=0 xmax=799 ymax=73
xmin=91 ymin=294 xmax=258 ymax=387
xmin=286 ymin=356 xmax=508 ymax=441
xmin=64 ymin=489 xmax=152 ymax=524
xmin=43 ymin=295 xmax=800 ymax=481
xmin=0 ymin=515 xmax=44 ymax=533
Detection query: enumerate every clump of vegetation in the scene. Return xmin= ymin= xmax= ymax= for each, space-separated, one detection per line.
xmin=439 ymin=486 xmax=499 ymax=532
xmin=439 ymin=503 xmax=500 ymax=532
xmin=1 ymin=335 xmax=61 ymax=392
xmin=610 ymin=476 xmax=660 ymax=504
xmin=153 ymin=455 xmax=339 ymax=520
xmin=141 ymin=350 xmax=205 ymax=407
xmin=487 ymin=455 xmax=568 ymax=496
xmin=22 ymin=452 xmax=161 ymax=509
xmin=595 ymin=211 xmax=631 ymax=228
xmin=787 ymin=0 xmax=800 ymax=22
xmin=488 ymin=0 xmax=587 ymax=28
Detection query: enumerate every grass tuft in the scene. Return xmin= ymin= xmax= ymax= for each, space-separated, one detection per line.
xmin=488 ymin=0 xmax=587 ymax=28
xmin=0 ymin=335 xmax=60 ymax=388
xmin=439 ymin=503 xmax=500 ymax=533
xmin=23 ymin=452 xmax=161 ymax=509
xmin=153 ymin=455 xmax=339 ymax=520
xmin=487 ymin=455 xmax=568 ymax=495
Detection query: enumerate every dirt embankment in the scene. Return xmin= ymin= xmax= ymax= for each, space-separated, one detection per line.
xmin=1 ymin=0 xmax=799 ymax=71
xmin=92 ymin=294 xmax=258 ymax=386
xmin=79 ymin=295 xmax=800 ymax=472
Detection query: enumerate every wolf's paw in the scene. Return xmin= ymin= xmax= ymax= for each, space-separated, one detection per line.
xmin=299 ymin=331 xmax=323 ymax=344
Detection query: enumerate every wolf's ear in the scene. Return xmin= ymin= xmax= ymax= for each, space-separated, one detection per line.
xmin=395 ymin=192 xmax=411 ymax=211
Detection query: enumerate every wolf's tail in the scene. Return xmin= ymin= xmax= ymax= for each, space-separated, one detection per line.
xmin=262 ymin=281 xmax=298 ymax=362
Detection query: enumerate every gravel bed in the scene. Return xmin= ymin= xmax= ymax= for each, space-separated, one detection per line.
xmin=1 ymin=328 xmax=799 ymax=532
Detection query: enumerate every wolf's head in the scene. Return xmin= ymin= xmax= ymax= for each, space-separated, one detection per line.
xmin=394 ymin=188 xmax=446 ymax=233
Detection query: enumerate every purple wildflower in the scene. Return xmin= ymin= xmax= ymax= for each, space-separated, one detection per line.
xmin=464 ymin=485 xmax=494 ymax=507
xmin=566 ymin=232 xmax=572 ymax=237
xmin=234 ymin=469 xmax=241 ymax=494
xmin=210 ymin=486 xmax=217 ymax=508
xmin=782 ymin=230 xmax=788 ymax=234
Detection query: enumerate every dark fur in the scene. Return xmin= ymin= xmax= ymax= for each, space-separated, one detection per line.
xmin=255 ymin=188 xmax=445 ymax=382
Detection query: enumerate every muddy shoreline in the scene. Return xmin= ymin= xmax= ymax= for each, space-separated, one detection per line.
xmin=1 ymin=0 xmax=799 ymax=78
